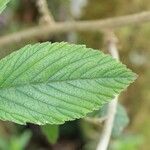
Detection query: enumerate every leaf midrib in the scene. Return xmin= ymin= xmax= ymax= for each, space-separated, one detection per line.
xmin=0 ymin=76 xmax=133 ymax=90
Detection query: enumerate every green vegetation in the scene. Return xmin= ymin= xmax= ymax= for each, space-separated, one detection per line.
xmin=0 ymin=42 xmax=136 ymax=125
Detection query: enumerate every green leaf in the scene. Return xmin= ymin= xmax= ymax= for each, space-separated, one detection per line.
xmin=90 ymin=103 xmax=129 ymax=137
xmin=0 ymin=0 xmax=10 ymax=14
xmin=0 ymin=42 xmax=137 ymax=125
xmin=112 ymin=104 xmax=129 ymax=137
xmin=42 ymin=125 xmax=59 ymax=144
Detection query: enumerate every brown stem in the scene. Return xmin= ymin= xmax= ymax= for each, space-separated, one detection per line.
xmin=0 ymin=11 xmax=150 ymax=47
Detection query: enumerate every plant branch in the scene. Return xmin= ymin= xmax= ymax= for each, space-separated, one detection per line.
xmin=84 ymin=117 xmax=107 ymax=126
xmin=96 ymin=31 xmax=119 ymax=150
xmin=36 ymin=0 xmax=54 ymax=24
xmin=0 ymin=11 xmax=150 ymax=47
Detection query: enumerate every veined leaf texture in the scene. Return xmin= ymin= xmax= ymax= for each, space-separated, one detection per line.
xmin=0 ymin=42 xmax=137 ymax=125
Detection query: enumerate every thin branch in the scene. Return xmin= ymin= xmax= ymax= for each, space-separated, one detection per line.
xmin=96 ymin=31 xmax=119 ymax=150
xmin=36 ymin=0 xmax=54 ymax=24
xmin=83 ymin=117 xmax=107 ymax=126
xmin=0 ymin=11 xmax=150 ymax=47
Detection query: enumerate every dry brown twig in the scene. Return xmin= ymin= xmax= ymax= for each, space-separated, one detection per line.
xmin=0 ymin=11 xmax=150 ymax=47
xmin=36 ymin=0 xmax=54 ymax=24
xmin=84 ymin=117 xmax=107 ymax=126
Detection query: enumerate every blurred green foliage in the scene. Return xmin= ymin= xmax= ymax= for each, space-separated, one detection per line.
xmin=110 ymin=135 xmax=143 ymax=150
xmin=0 ymin=130 xmax=31 ymax=150
xmin=41 ymin=125 xmax=59 ymax=144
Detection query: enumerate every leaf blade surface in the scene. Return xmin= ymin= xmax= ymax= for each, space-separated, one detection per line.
xmin=0 ymin=0 xmax=10 ymax=14
xmin=0 ymin=42 xmax=136 ymax=125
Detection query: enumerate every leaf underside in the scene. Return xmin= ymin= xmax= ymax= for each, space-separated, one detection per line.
xmin=0 ymin=0 xmax=10 ymax=14
xmin=0 ymin=42 xmax=136 ymax=125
